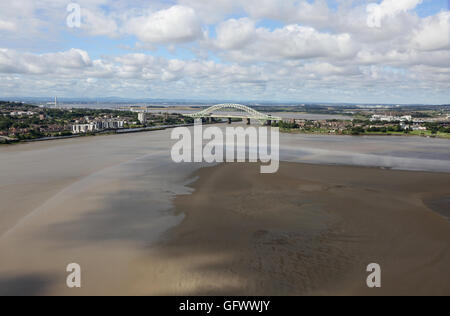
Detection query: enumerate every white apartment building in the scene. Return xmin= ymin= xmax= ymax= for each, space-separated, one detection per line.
xmin=10 ymin=111 xmax=35 ymax=116
xmin=370 ymin=115 xmax=412 ymax=122
xmin=72 ymin=123 xmax=95 ymax=134
xmin=72 ymin=120 xmax=125 ymax=134
xmin=138 ymin=112 xmax=147 ymax=124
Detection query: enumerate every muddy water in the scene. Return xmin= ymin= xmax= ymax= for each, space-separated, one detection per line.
xmin=0 ymin=125 xmax=449 ymax=294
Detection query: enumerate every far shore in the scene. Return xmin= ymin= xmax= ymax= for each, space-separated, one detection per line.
xmin=279 ymin=128 xmax=450 ymax=139
xmin=2 ymin=121 xmax=449 ymax=146
xmin=0 ymin=123 xmax=193 ymax=145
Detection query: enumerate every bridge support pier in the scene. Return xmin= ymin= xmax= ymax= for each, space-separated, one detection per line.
xmin=228 ymin=118 xmax=232 ymax=124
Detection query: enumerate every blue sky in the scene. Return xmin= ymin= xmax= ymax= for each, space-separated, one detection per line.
xmin=0 ymin=0 xmax=449 ymax=104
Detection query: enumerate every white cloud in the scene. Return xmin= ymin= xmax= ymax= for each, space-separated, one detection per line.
xmin=1 ymin=47 xmax=448 ymax=103
xmin=81 ymin=8 xmax=119 ymax=37
xmin=215 ymin=18 xmax=256 ymax=50
xmin=356 ymin=49 xmax=450 ymax=68
xmin=367 ymin=0 xmax=423 ymax=28
xmin=180 ymin=0 xmax=332 ymax=27
xmin=412 ymin=11 xmax=450 ymax=51
xmin=0 ymin=49 xmax=92 ymax=74
xmin=242 ymin=0 xmax=331 ymax=27
xmin=126 ymin=5 xmax=203 ymax=44
xmin=0 ymin=0 xmax=448 ymax=103
xmin=178 ymin=0 xmax=237 ymax=24
xmin=0 ymin=19 xmax=16 ymax=31
xmin=214 ymin=20 xmax=356 ymax=62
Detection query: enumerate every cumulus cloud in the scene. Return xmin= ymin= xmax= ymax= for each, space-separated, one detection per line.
xmin=0 ymin=0 xmax=448 ymax=103
xmin=0 ymin=0 xmax=50 ymax=40
xmin=356 ymin=49 xmax=450 ymax=69
xmin=366 ymin=0 xmax=423 ymax=28
xmin=180 ymin=0 xmax=331 ymax=27
xmin=126 ymin=5 xmax=203 ymax=44
xmin=177 ymin=0 xmax=238 ymax=24
xmin=80 ymin=8 xmax=119 ymax=37
xmin=0 ymin=49 xmax=92 ymax=74
xmin=1 ymin=47 xmax=448 ymax=103
xmin=215 ymin=18 xmax=256 ymax=50
xmin=241 ymin=0 xmax=331 ymax=27
xmin=412 ymin=11 xmax=450 ymax=51
xmin=214 ymin=19 xmax=356 ymax=62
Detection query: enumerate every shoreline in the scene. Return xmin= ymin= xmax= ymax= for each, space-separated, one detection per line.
xmin=0 ymin=121 xmax=236 ymax=146
xmin=280 ymin=129 xmax=450 ymax=139
xmin=0 ymin=124 xmax=189 ymax=145
xmin=3 ymin=121 xmax=449 ymax=146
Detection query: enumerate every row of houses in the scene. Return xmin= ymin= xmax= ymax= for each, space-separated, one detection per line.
xmin=370 ymin=115 xmax=413 ymax=122
xmin=9 ymin=111 xmax=37 ymax=116
xmin=72 ymin=120 xmax=125 ymax=134
xmin=287 ymin=119 xmax=350 ymax=129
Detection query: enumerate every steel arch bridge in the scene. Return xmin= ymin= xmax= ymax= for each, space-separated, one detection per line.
xmin=186 ymin=104 xmax=282 ymax=124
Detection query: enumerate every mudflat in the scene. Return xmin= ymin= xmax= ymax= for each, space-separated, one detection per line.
xmin=137 ymin=162 xmax=450 ymax=296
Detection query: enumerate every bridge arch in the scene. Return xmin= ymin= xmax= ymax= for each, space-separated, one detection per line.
xmin=186 ymin=103 xmax=282 ymax=124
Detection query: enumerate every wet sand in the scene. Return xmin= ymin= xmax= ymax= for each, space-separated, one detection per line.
xmin=135 ymin=162 xmax=450 ymax=296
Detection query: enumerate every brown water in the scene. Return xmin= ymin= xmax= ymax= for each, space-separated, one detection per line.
xmin=0 ymin=125 xmax=449 ymax=295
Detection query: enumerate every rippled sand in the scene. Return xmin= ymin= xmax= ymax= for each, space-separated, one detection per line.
xmin=137 ymin=162 xmax=450 ymax=296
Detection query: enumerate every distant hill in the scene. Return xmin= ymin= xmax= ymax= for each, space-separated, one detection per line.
xmin=0 ymin=101 xmax=37 ymax=108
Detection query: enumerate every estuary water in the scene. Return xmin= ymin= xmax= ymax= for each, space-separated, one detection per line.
xmin=0 ymin=125 xmax=449 ymax=294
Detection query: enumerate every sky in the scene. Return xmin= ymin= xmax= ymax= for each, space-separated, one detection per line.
xmin=0 ymin=0 xmax=449 ymax=104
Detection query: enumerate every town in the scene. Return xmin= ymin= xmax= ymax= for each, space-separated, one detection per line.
xmin=270 ymin=105 xmax=450 ymax=137
xmin=1 ymin=100 xmax=449 ymax=144
xmin=0 ymin=101 xmax=194 ymax=143
xmin=275 ymin=114 xmax=450 ymax=137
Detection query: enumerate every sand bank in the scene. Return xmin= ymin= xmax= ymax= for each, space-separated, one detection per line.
xmin=133 ymin=162 xmax=450 ymax=296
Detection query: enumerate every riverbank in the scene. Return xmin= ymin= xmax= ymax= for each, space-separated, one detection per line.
xmin=0 ymin=124 xmax=192 ymax=145
xmin=280 ymin=128 xmax=450 ymax=139
xmin=0 ymin=121 xmax=234 ymax=145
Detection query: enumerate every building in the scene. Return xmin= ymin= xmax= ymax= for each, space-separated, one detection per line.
xmin=400 ymin=122 xmax=411 ymax=130
xmin=99 ymin=120 xmax=125 ymax=129
xmin=10 ymin=111 xmax=34 ymax=116
xmin=72 ymin=120 xmax=125 ymax=134
xmin=370 ymin=114 xmax=412 ymax=122
xmin=399 ymin=115 xmax=412 ymax=122
xmin=138 ymin=112 xmax=147 ymax=124
xmin=72 ymin=124 xmax=94 ymax=134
